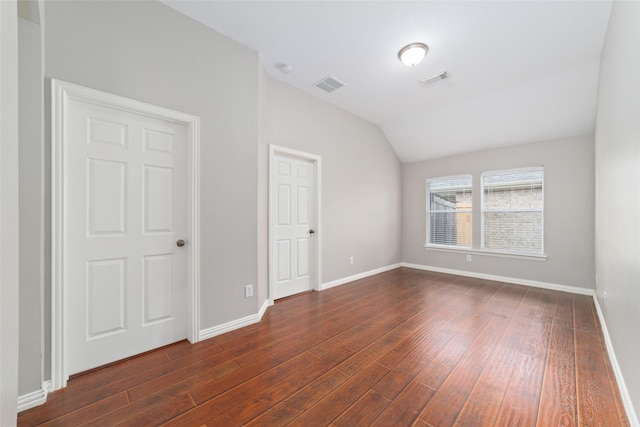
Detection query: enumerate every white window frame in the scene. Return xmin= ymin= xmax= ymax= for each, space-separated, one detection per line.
xmin=426 ymin=174 xmax=473 ymax=250
xmin=480 ymin=166 xmax=544 ymax=256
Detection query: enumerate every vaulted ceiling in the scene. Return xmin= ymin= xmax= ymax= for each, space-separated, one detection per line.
xmin=164 ymin=1 xmax=612 ymax=163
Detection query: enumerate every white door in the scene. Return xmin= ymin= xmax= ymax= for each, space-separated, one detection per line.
xmin=273 ymin=154 xmax=316 ymax=299
xmin=66 ymin=97 xmax=188 ymax=375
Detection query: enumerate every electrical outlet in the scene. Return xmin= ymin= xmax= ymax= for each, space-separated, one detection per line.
xmin=466 ymin=255 xmax=472 ymax=262
xmin=245 ymin=284 xmax=254 ymax=298
xmin=349 ymin=256 xmax=354 ymax=265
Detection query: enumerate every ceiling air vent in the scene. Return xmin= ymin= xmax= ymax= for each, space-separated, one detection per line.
xmin=420 ymin=70 xmax=449 ymax=86
xmin=314 ymin=76 xmax=346 ymax=93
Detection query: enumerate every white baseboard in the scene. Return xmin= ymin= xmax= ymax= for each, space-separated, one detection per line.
xmin=593 ymin=296 xmax=640 ymax=427
xmin=258 ymin=297 xmax=271 ymax=318
xmin=401 ymin=263 xmax=594 ymax=296
xmin=20 ymin=299 xmax=275 ymax=411
xmin=199 ymin=299 xmax=271 ymax=341
xmin=320 ymin=263 xmax=402 ymax=291
xmin=200 ymin=264 xmax=403 ymax=341
xmin=17 ymin=380 xmax=52 ymax=413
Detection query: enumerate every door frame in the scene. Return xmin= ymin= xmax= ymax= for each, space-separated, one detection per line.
xmin=268 ymin=145 xmax=322 ymax=304
xmin=51 ymin=79 xmax=201 ymax=390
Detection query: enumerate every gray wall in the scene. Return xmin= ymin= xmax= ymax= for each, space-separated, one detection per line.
xmin=403 ymin=135 xmax=595 ymax=289
xmin=1 ymin=1 xmax=21 ymax=424
xmin=18 ymin=15 xmax=43 ymax=396
xmin=43 ymin=0 xmax=261 ymax=327
xmin=26 ymin=0 xmax=262 ymax=392
xmin=263 ymin=77 xmax=402 ymax=285
xmin=594 ymin=0 xmax=640 ymax=417
xmin=257 ymin=66 xmax=269 ymax=304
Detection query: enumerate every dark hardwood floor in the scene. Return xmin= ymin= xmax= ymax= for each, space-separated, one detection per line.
xmin=18 ymin=267 xmax=629 ymax=426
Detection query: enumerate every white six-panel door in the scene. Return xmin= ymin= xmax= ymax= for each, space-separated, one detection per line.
xmin=66 ymin=97 xmax=189 ymax=375
xmin=273 ymin=154 xmax=316 ymax=299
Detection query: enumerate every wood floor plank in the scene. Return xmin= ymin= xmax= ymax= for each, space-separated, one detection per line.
xmin=411 ymin=330 xmax=477 ymax=393
xmin=38 ymin=392 xmax=129 ymax=427
xmin=161 ymin=352 xmax=321 ymax=426
xmin=329 ymin=390 xmax=391 ymax=427
xmin=599 ymin=333 xmax=631 ymax=427
xmin=286 ymin=362 xmax=389 ymax=426
xmin=493 ymin=288 xmax=555 ymax=426
xmin=126 ymin=357 xmax=240 ymax=402
xmin=378 ymin=326 xmax=454 ymax=373
xmin=211 ymin=355 xmax=341 ymax=426
xmin=316 ymin=287 xmax=425 ymax=339
xmin=371 ymin=380 xmax=436 ymax=426
xmin=310 ymin=297 xmax=425 ymax=359
xmin=493 ymin=360 xmax=550 ymax=424
xmin=553 ymin=292 xmax=575 ymax=330
xmin=113 ymin=394 xmax=195 ymax=427
xmin=18 ymin=268 xmax=628 ymax=427
xmin=573 ymin=294 xmax=621 ymax=426
xmin=372 ymin=369 xmax=414 ymax=400
xmin=336 ymin=313 xmax=449 ymax=378
xmin=417 ymin=316 xmax=508 ymax=426
xmin=79 ymin=360 xmax=239 ymax=426
xmin=225 ymin=328 xmax=328 ymax=369
xmin=407 ymin=282 xmax=521 ymax=413
xmin=535 ymin=300 xmax=578 ymax=426
xmin=246 ymin=368 xmax=351 ymax=426
xmin=193 ymin=349 xmax=320 ymax=407
xmin=454 ymin=300 xmax=531 ymax=425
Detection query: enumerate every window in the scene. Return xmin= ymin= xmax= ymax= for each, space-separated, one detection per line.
xmin=481 ymin=167 xmax=544 ymax=254
xmin=426 ymin=175 xmax=472 ymax=248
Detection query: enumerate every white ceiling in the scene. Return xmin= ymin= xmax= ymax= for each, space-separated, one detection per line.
xmin=164 ymin=0 xmax=612 ymax=163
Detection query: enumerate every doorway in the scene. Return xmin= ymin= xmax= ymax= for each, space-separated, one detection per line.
xmin=269 ymin=145 xmax=321 ymax=302
xmin=51 ymin=80 xmax=200 ymax=389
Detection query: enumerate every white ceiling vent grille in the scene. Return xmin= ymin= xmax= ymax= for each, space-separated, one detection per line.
xmin=420 ymin=70 xmax=449 ymax=86
xmin=314 ymin=76 xmax=346 ymax=93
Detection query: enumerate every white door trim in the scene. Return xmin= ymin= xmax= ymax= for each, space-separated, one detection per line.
xmin=268 ymin=145 xmax=322 ymax=304
xmin=51 ymin=79 xmax=200 ymax=390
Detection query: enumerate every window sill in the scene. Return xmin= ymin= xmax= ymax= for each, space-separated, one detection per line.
xmin=423 ymin=245 xmax=547 ymax=261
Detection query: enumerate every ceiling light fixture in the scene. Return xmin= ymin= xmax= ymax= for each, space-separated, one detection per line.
xmin=398 ymin=42 xmax=429 ymax=67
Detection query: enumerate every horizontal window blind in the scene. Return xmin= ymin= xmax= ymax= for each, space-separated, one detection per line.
xmin=482 ymin=168 xmax=543 ymax=254
xmin=426 ymin=175 xmax=472 ymax=248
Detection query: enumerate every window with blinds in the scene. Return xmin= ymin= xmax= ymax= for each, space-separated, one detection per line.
xmin=426 ymin=175 xmax=472 ymax=248
xmin=481 ymin=167 xmax=544 ymax=254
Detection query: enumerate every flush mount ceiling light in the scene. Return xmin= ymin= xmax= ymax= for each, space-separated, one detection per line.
xmin=398 ymin=42 xmax=429 ymax=67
